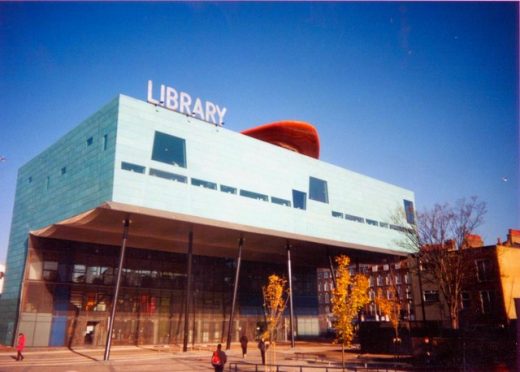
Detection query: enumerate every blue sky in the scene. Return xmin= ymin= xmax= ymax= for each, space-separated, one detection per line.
xmin=0 ymin=2 xmax=518 ymax=262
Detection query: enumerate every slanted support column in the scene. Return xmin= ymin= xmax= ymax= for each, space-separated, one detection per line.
xmin=104 ymin=218 xmax=130 ymax=361
xmin=328 ymin=254 xmax=337 ymax=289
xmin=226 ymin=237 xmax=244 ymax=350
xmin=287 ymin=241 xmax=295 ymax=348
xmin=183 ymin=231 xmax=194 ymax=352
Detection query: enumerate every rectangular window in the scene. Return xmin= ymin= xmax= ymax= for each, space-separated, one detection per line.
xmin=271 ymin=196 xmax=291 ymax=207
xmin=292 ymin=190 xmax=307 ymax=210
xmin=86 ymin=137 xmax=93 ymax=146
xmin=46 ymin=176 xmax=50 ymax=190
xmin=28 ymin=176 xmax=32 ymax=184
xmin=72 ymin=264 xmax=86 ymax=283
xmin=103 ymin=134 xmax=108 ymax=151
xmin=390 ymin=224 xmax=406 ymax=232
xmin=345 ymin=214 xmax=365 ymax=223
xmin=309 ymin=177 xmax=329 ymax=203
xmin=42 ymin=261 xmax=58 ymax=281
xmin=404 ymin=200 xmax=415 ymax=225
xmin=423 ymin=290 xmax=440 ymax=303
xmin=151 ymin=131 xmax=187 ymax=168
xmin=475 ymin=259 xmax=491 ymax=282
xmin=191 ymin=178 xmax=217 ymax=190
xmin=240 ymin=189 xmax=268 ymax=202
xmin=332 ymin=211 xmax=343 ymax=218
xmin=366 ymin=219 xmax=379 ymax=226
xmin=461 ymin=291 xmax=471 ymax=310
xmin=121 ymin=161 xmax=145 ymax=174
xmin=480 ymin=290 xmax=494 ymax=314
xmin=220 ymin=185 xmax=237 ymax=194
xmin=61 ymin=167 xmax=67 ymax=175
xmin=149 ymin=168 xmax=187 ymax=183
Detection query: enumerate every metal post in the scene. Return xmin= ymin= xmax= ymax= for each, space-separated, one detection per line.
xmin=328 ymin=254 xmax=337 ymax=288
xmin=104 ymin=218 xmax=130 ymax=361
xmin=226 ymin=237 xmax=244 ymax=350
xmin=287 ymin=242 xmax=295 ymax=348
xmin=414 ymin=255 xmax=426 ymax=323
xmin=182 ymin=231 xmax=194 ymax=352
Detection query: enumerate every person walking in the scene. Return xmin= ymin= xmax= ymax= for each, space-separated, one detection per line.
xmin=210 ymin=343 xmax=227 ymax=372
xmin=258 ymin=337 xmax=268 ymax=365
xmin=239 ymin=334 xmax=248 ymax=358
xmin=16 ymin=333 xmax=25 ymax=361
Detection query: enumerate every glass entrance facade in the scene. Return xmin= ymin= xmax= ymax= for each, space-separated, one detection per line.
xmin=20 ymin=237 xmax=317 ymax=347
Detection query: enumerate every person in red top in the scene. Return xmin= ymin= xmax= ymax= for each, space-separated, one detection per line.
xmin=16 ymin=333 xmax=25 ymax=361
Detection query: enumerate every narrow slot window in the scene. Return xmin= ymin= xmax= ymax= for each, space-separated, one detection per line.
xmin=121 ymin=161 xmax=145 ymax=174
xmin=240 ymin=189 xmax=268 ymax=202
xmin=191 ymin=178 xmax=217 ymax=190
xmin=271 ymin=196 xmax=291 ymax=207
xmin=149 ymin=168 xmax=187 ymax=183
xmin=220 ymin=185 xmax=237 ymax=194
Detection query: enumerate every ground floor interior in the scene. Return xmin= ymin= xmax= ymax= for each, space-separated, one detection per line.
xmin=20 ymin=237 xmax=322 ymax=347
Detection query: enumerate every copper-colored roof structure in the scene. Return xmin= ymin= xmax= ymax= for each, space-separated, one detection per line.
xmin=241 ymin=120 xmax=320 ymax=159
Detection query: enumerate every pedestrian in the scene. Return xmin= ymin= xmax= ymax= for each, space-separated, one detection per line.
xmin=239 ymin=334 xmax=248 ymax=358
xmin=210 ymin=343 xmax=227 ymax=372
xmin=258 ymin=337 xmax=268 ymax=365
xmin=16 ymin=333 xmax=25 ymax=361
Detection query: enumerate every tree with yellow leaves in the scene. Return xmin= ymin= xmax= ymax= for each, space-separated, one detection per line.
xmin=262 ymin=274 xmax=288 ymax=370
xmin=375 ymin=285 xmax=402 ymax=344
xmin=331 ymin=255 xmax=370 ymax=369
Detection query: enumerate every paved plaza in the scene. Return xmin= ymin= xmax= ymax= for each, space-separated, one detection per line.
xmin=0 ymin=342 xmax=409 ymax=371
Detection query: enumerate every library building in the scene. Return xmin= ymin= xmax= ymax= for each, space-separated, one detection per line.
xmin=0 ymin=82 xmax=415 ymax=350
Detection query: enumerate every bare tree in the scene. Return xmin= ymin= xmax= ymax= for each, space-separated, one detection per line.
xmin=393 ymin=196 xmax=487 ymax=329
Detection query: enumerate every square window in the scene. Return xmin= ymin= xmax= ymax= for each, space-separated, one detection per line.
xmin=61 ymin=167 xmax=67 ymax=175
xmin=152 ymin=131 xmax=187 ymax=168
xmin=86 ymin=137 xmax=93 ymax=146
xmin=309 ymin=177 xmax=329 ymax=203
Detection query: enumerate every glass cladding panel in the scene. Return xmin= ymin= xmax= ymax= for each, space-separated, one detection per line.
xmin=292 ymin=190 xmax=306 ymax=210
xmin=121 ymin=161 xmax=145 ymax=174
xmin=332 ymin=211 xmax=343 ymax=218
xmin=151 ymin=131 xmax=187 ymax=168
xmin=309 ymin=177 xmax=329 ymax=203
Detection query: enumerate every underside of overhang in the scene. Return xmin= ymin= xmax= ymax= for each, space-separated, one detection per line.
xmin=30 ymin=201 xmax=404 ymax=266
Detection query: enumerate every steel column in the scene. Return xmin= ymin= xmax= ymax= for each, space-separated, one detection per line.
xmin=226 ymin=237 xmax=244 ymax=350
xmin=104 ymin=218 xmax=130 ymax=361
xmin=182 ymin=231 xmax=194 ymax=352
xmin=327 ymin=254 xmax=337 ymax=289
xmin=287 ymin=242 xmax=295 ymax=348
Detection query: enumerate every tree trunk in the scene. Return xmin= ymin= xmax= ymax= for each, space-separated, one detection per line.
xmin=342 ymin=342 xmax=345 ymax=371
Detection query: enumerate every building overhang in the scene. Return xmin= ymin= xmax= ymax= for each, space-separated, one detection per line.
xmin=30 ymin=201 xmax=405 ymax=265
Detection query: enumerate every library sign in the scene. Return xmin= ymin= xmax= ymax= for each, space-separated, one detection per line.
xmin=147 ymin=80 xmax=227 ymax=125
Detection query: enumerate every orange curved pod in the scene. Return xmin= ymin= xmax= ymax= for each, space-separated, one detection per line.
xmin=241 ymin=120 xmax=320 ymax=159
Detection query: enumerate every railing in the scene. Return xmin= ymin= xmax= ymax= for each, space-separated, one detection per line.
xmin=228 ymin=362 xmax=408 ymax=371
